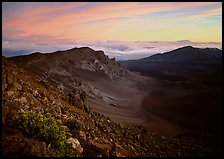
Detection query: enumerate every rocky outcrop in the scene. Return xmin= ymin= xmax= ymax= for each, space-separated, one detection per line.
xmin=2 ymin=129 xmax=60 ymax=157
xmin=67 ymin=89 xmax=91 ymax=113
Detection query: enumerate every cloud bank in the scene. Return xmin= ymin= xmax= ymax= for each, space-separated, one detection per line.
xmin=3 ymin=40 xmax=222 ymax=61
xmin=2 ymin=3 xmax=221 ymax=59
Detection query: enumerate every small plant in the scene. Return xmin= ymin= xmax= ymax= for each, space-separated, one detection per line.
xmin=66 ymin=117 xmax=83 ymax=131
xmin=12 ymin=110 xmax=75 ymax=157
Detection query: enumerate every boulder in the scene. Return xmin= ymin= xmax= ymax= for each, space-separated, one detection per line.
xmin=67 ymin=138 xmax=83 ymax=154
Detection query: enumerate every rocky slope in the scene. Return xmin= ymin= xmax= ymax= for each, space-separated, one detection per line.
xmin=7 ymin=47 xmax=152 ymax=131
xmin=9 ymin=47 xmax=127 ymax=92
xmin=2 ymin=48 xmax=223 ymax=157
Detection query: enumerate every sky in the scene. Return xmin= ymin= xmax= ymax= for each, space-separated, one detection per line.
xmin=2 ymin=2 xmax=222 ymax=60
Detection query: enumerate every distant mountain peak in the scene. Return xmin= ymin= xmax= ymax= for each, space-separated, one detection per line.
xmin=136 ymin=46 xmax=222 ymax=63
xmin=175 ymin=45 xmax=221 ymax=52
xmin=63 ymin=46 xmax=94 ymax=52
xmin=181 ymin=45 xmax=194 ymax=49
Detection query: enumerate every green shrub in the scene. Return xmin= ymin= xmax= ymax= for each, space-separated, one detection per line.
xmin=66 ymin=117 xmax=83 ymax=131
xmin=12 ymin=110 xmax=75 ymax=157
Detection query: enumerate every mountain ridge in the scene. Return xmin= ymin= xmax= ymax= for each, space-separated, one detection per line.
xmin=9 ymin=46 xmax=126 ymax=81
xmin=123 ymin=46 xmax=222 ymax=63
xmin=2 ymin=46 xmax=222 ymax=157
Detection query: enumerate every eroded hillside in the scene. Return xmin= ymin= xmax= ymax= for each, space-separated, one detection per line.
xmin=2 ymin=48 xmax=222 ymax=157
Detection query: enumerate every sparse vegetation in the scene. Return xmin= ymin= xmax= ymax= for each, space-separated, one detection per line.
xmin=11 ymin=110 xmax=75 ymax=157
xmin=66 ymin=117 xmax=83 ymax=131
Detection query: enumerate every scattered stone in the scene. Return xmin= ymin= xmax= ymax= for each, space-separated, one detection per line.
xmin=19 ymin=97 xmax=27 ymax=104
xmin=130 ymin=145 xmax=134 ymax=150
xmin=79 ymin=131 xmax=86 ymax=141
xmin=137 ymin=134 xmax=141 ymax=140
xmin=96 ymin=154 xmax=102 ymax=157
xmin=120 ymin=123 xmax=124 ymax=129
xmin=102 ymin=138 xmax=109 ymax=144
xmin=43 ymin=97 xmax=48 ymax=102
xmin=7 ymin=91 xmax=14 ymax=97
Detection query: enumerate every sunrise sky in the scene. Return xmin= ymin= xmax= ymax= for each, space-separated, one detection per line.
xmin=2 ymin=2 xmax=222 ymax=60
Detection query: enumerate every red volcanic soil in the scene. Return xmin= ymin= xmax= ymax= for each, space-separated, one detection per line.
xmin=85 ymin=76 xmax=187 ymax=137
xmin=7 ymin=47 xmax=222 ymax=138
xmin=142 ymin=88 xmax=222 ymax=137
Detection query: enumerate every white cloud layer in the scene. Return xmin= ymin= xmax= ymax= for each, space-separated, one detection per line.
xmin=2 ymin=40 xmax=222 ymax=60
xmin=65 ymin=40 xmax=222 ymax=60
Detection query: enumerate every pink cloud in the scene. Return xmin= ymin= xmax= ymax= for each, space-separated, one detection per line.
xmin=2 ymin=2 xmax=221 ymax=51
